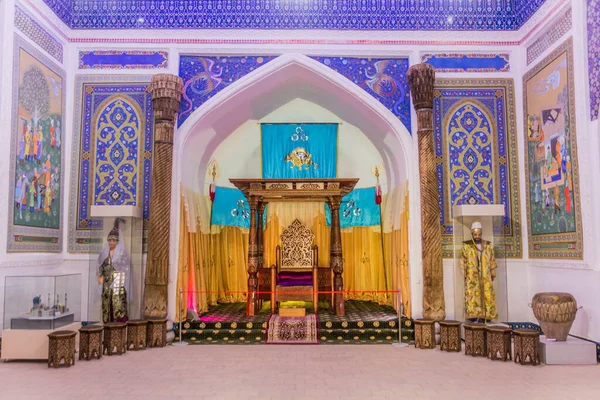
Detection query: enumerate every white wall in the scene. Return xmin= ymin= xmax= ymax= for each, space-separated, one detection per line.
xmin=208 ymin=98 xmax=387 ymax=192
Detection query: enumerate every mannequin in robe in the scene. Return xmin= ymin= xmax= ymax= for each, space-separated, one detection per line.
xmin=97 ymin=218 xmax=130 ymax=323
xmin=460 ymin=221 xmax=498 ymax=322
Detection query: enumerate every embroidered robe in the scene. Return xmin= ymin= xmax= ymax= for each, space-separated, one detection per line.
xmin=460 ymin=240 xmax=498 ymax=320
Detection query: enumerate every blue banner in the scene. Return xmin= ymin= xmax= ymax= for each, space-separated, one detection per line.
xmin=211 ymin=187 xmax=267 ymax=229
xmin=326 ymin=187 xmax=380 ymax=228
xmin=261 ymin=123 xmax=338 ymax=179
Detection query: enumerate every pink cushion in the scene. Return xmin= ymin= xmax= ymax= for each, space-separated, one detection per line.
xmin=277 ymin=279 xmax=313 ymax=287
xmin=278 ymin=271 xmax=313 ymax=281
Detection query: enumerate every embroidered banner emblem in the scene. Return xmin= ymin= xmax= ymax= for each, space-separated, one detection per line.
xmin=285 ymin=147 xmax=318 ymax=170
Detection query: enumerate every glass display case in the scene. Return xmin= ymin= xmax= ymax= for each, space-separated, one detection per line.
xmin=3 ymin=274 xmax=81 ymax=330
xmin=88 ymin=206 xmax=143 ymax=324
xmin=452 ymin=205 xmax=508 ymax=324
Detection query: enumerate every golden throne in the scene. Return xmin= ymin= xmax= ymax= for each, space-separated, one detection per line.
xmin=270 ymin=219 xmax=320 ymax=314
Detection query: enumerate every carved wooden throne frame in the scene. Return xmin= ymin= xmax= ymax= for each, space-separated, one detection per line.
xmin=270 ymin=219 xmax=319 ymax=313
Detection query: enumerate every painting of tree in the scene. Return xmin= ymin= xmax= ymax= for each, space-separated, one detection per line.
xmin=19 ymin=65 xmax=50 ymax=128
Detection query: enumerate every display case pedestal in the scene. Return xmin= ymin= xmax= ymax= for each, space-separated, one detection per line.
xmin=11 ymin=312 xmax=74 ymax=330
xmin=540 ymin=336 xmax=597 ymax=365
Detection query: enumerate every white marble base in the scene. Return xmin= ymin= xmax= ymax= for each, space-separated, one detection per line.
xmin=540 ymin=335 xmax=597 ymax=365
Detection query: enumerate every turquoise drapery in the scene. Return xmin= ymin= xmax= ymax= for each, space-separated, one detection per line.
xmin=326 ymin=187 xmax=381 ymax=228
xmin=261 ymin=123 xmax=338 ymax=178
xmin=211 ymin=186 xmax=267 ymax=229
xmin=211 ymin=187 xmax=251 ymax=228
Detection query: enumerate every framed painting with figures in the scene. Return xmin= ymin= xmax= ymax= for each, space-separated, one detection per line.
xmin=523 ymin=38 xmax=582 ymax=259
xmin=7 ymin=35 xmax=65 ymax=252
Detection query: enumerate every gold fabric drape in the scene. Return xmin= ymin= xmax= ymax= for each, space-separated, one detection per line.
xmin=175 ymin=194 xmax=208 ymax=322
xmin=177 ymin=183 xmax=411 ymax=319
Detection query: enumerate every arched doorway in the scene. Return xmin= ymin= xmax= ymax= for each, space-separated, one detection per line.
xmin=169 ymin=53 xmax=420 ymax=320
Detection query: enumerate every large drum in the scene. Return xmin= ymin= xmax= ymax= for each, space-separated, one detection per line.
xmin=531 ymin=292 xmax=578 ymax=341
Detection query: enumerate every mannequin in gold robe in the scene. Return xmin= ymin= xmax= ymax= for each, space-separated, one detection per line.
xmin=460 ymin=221 xmax=498 ymax=322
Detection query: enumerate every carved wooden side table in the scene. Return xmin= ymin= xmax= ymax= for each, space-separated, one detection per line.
xmin=514 ymin=329 xmax=540 ymax=365
xmin=464 ymin=322 xmax=487 ymax=357
xmin=47 ymin=330 xmax=77 ymax=368
xmin=146 ymin=318 xmax=168 ymax=348
xmin=486 ymin=326 xmax=513 ymax=361
xmin=414 ymin=319 xmax=436 ymax=349
xmin=127 ymin=319 xmax=148 ymax=350
xmin=439 ymin=320 xmax=461 ymax=352
xmin=79 ymin=325 xmax=103 ymax=360
xmin=103 ymin=322 xmax=127 ymax=356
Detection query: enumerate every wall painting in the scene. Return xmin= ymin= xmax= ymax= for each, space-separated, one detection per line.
xmin=8 ymin=35 xmax=65 ymax=252
xmin=524 ymin=38 xmax=582 ymax=259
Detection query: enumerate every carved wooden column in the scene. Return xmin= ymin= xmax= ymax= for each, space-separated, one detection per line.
xmin=257 ymin=201 xmax=265 ymax=268
xmin=246 ymin=195 xmax=259 ymax=316
xmin=407 ymin=63 xmax=445 ymax=321
xmin=329 ymin=196 xmax=345 ymax=316
xmin=143 ymin=74 xmax=183 ymax=319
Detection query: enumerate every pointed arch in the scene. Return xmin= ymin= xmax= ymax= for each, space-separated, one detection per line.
xmin=169 ymin=53 xmax=418 ymax=319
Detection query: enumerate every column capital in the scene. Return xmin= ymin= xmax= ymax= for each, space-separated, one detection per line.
xmin=248 ymin=195 xmax=259 ymax=210
xmin=258 ymin=201 xmax=266 ymax=214
xmin=407 ymin=63 xmax=436 ymax=111
xmin=150 ymin=74 xmax=184 ymax=122
xmin=329 ymin=196 xmax=342 ymax=211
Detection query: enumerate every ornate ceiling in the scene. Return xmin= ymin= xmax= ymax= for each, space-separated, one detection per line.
xmin=43 ymin=0 xmax=547 ymax=31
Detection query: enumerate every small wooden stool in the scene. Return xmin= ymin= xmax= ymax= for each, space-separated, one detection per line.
xmin=146 ymin=318 xmax=168 ymax=348
xmin=47 ymin=330 xmax=76 ymax=368
xmin=413 ymin=319 xmax=436 ymax=349
xmin=79 ymin=325 xmax=103 ymax=360
xmin=464 ymin=322 xmax=487 ymax=357
xmin=439 ymin=320 xmax=461 ymax=352
xmin=103 ymin=322 xmax=127 ymax=355
xmin=514 ymin=329 xmax=540 ymax=365
xmin=127 ymin=319 xmax=148 ymax=350
xmin=486 ymin=326 xmax=512 ymax=361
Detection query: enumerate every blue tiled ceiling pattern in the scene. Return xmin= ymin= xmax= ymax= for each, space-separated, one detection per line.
xmin=43 ymin=0 xmax=546 ymax=31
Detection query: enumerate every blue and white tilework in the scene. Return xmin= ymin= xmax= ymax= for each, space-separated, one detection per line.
xmin=79 ymin=50 xmax=169 ymax=69
xmin=588 ymin=0 xmax=600 ymax=121
xmin=422 ymin=53 xmax=510 ymax=72
xmin=69 ymin=80 xmax=153 ymax=252
xmin=433 ymin=79 xmax=521 ymax=258
xmin=526 ymin=7 xmax=571 ymax=66
xmin=178 ymin=55 xmax=276 ymax=128
xmin=14 ymin=5 xmax=63 ymax=63
xmin=312 ymin=57 xmax=411 ymax=132
xmin=43 ymin=0 xmax=546 ymax=31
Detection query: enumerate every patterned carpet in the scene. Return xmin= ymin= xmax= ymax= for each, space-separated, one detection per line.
xmin=176 ymin=300 xmax=414 ymax=345
xmin=266 ymin=314 xmax=319 ymax=344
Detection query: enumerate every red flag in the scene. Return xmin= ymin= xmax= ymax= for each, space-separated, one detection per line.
xmin=209 ymin=181 xmax=216 ymax=202
xmin=375 ymin=182 xmax=382 ymax=205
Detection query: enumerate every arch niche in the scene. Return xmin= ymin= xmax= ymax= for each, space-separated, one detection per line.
xmin=169 ymin=53 xmax=420 ymax=320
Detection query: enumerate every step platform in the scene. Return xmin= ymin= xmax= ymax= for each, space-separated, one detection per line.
xmin=540 ymin=335 xmax=597 ymax=365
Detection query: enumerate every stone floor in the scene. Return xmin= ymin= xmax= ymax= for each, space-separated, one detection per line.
xmin=0 ymin=345 xmax=598 ymax=400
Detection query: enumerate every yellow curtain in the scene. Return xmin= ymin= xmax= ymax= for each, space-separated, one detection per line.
xmin=177 ymin=183 xmax=411 ymax=318
xmin=204 ymin=226 xmax=248 ymax=304
xmin=381 ymin=183 xmax=411 ymax=317
xmin=175 ymin=194 xmax=209 ymax=322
